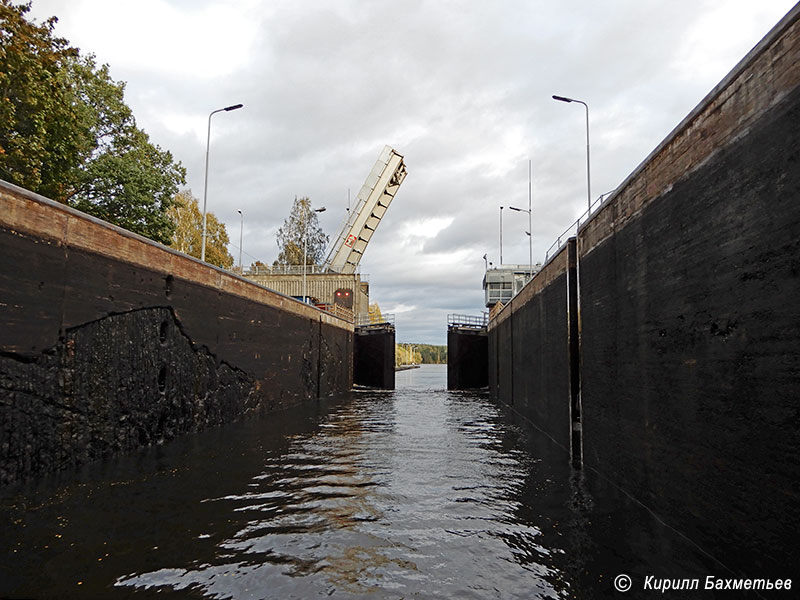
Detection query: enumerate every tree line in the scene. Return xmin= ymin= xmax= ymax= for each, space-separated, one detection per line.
xmin=1 ymin=2 xmax=323 ymax=272
xmin=0 ymin=1 xmax=184 ymax=244
xmin=396 ymin=344 xmax=447 ymax=365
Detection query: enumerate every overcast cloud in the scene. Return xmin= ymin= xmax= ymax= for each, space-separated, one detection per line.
xmin=28 ymin=0 xmax=797 ymax=344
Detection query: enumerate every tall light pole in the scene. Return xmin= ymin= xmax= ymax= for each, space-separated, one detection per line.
xmin=552 ymin=95 xmax=591 ymax=215
xmin=237 ymin=209 xmax=243 ymax=273
xmin=509 ymin=158 xmax=533 ymax=279
xmin=509 ymin=206 xmax=532 ymax=280
xmin=302 ymin=205 xmax=326 ymax=304
xmin=499 ymin=206 xmax=504 ymax=266
xmin=201 ymin=103 xmax=243 ymax=262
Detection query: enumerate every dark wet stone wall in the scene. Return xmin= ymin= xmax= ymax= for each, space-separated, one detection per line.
xmin=354 ymin=326 xmax=395 ymax=389
xmin=446 ymin=328 xmax=487 ymax=390
xmin=579 ymin=82 xmax=800 ymax=580
xmin=0 ymin=192 xmax=353 ymax=486
xmin=489 ymin=11 xmax=800 ymax=582
xmin=488 ymin=243 xmax=573 ymax=453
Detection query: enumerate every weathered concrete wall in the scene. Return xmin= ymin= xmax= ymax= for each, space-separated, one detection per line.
xmin=489 ymin=241 xmax=575 ymax=452
xmin=247 ymin=271 xmax=370 ymax=317
xmin=447 ymin=327 xmax=487 ymax=390
xmin=579 ymin=33 xmax=800 ymax=583
xmin=0 ymin=182 xmax=353 ymax=485
xmin=353 ymin=326 xmax=395 ymax=389
xmin=489 ymin=6 xmax=800 ymax=582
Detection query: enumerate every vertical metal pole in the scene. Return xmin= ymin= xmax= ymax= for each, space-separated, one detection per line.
xmin=201 ymin=112 xmax=213 ymax=262
xmin=200 ymin=103 xmax=243 ymax=262
xmin=302 ymin=221 xmax=307 ymax=303
xmin=237 ymin=210 xmax=243 ymax=272
xmin=499 ymin=206 xmax=504 ymax=266
xmin=528 ymin=159 xmax=533 ymax=279
xmin=584 ymin=102 xmax=591 ymax=215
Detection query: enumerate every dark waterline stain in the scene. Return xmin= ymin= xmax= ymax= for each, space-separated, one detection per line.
xmin=1 ymin=366 xmax=720 ymax=599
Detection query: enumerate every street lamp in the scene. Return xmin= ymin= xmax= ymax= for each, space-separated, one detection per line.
xmin=552 ymin=95 xmax=591 ymax=215
xmin=509 ymin=206 xmax=532 ymax=280
xmin=499 ymin=206 xmax=504 ymax=266
xmin=237 ymin=209 xmax=243 ymax=273
xmin=201 ymin=103 xmax=243 ymax=262
xmin=509 ymin=158 xmax=534 ymax=280
xmin=302 ymin=206 xmax=326 ymax=304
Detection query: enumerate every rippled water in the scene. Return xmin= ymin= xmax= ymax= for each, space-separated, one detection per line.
xmin=0 ymin=365 xmax=718 ymax=599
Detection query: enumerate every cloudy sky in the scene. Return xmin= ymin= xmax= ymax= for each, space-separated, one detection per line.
xmin=28 ymin=0 xmax=796 ymax=344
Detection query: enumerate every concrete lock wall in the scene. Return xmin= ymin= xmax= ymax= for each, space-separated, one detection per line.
xmin=447 ymin=328 xmax=487 ymax=390
xmin=488 ymin=240 xmax=577 ymax=453
xmin=489 ymin=7 xmax=800 ymax=580
xmin=353 ymin=326 xmax=395 ymax=389
xmin=0 ymin=182 xmax=354 ymax=485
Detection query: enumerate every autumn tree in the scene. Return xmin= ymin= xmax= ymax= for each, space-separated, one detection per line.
xmin=274 ymin=196 xmax=328 ymax=266
xmin=395 ymin=344 xmax=422 ymax=366
xmin=368 ymin=303 xmax=383 ymax=324
xmin=249 ymin=260 xmax=267 ymax=274
xmin=0 ymin=1 xmax=185 ymax=244
xmin=166 ymin=189 xmax=233 ymax=269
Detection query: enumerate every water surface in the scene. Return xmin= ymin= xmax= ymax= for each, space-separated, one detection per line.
xmin=1 ymin=365 xmax=719 ymax=598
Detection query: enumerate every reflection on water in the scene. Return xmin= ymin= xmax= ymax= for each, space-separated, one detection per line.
xmin=0 ymin=365 xmax=719 ymax=599
xmin=112 ymin=366 xmax=564 ymax=598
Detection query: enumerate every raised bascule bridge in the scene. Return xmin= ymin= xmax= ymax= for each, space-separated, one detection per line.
xmin=243 ymin=146 xmax=406 ymax=388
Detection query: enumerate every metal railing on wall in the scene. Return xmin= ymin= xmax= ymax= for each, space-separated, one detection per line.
xmin=355 ymin=312 xmax=395 ymax=327
xmin=544 ymin=189 xmax=616 ymax=263
xmin=239 ymin=264 xmax=366 ymax=278
xmin=316 ymin=304 xmax=355 ymax=322
xmin=448 ymin=313 xmax=488 ymax=329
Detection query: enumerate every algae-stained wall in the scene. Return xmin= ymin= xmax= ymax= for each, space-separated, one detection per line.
xmin=0 ymin=182 xmax=353 ymax=485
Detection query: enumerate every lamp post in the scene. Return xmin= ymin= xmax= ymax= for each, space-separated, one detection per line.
xmin=499 ymin=206 xmax=504 ymax=266
xmin=509 ymin=206 xmax=532 ymax=280
xmin=201 ymin=103 xmax=243 ymax=262
xmin=302 ymin=206 xmax=326 ymax=304
xmin=552 ymin=95 xmax=591 ymax=215
xmin=237 ymin=209 xmax=243 ymax=273
xmin=510 ymin=158 xmax=534 ymax=280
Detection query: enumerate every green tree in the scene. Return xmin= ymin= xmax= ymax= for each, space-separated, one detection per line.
xmin=417 ymin=344 xmax=447 ymax=364
xmin=0 ymin=1 xmax=80 ymax=193
xmin=274 ymin=196 xmax=328 ymax=266
xmin=0 ymin=1 xmax=185 ymax=244
xmin=166 ymin=190 xmax=233 ymax=269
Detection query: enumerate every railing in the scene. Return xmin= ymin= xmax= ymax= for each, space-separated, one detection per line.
xmin=488 ymin=302 xmax=504 ymax=321
xmin=544 ymin=189 xmax=617 ymax=263
xmin=316 ymin=304 xmax=354 ymax=322
xmin=448 ymin=313 xmax=488 ymax=329
xmin=355 ymin=312 xmax=395 ymax=327
xmin=240 ymin=264 xmax=365 ymax=278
